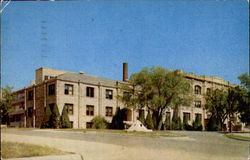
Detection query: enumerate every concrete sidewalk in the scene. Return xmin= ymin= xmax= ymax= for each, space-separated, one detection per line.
xmin=4 ymin=154 xmax=83 ymax=160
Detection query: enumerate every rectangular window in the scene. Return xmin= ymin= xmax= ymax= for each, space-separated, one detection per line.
xmin=105 ymin=89 xmax=113 ymax=99
xmin=86 ymin=105 xmax=94 ymax=116
xmin=64 ymin=84 xmax=73 ymax=95
xmin=65 ymin=104 xmax=74 ymax=115
xmin=28 ymin=90 xmax=33 ymax=100
xmin=28 ymin=107 xmax=33 ymax=117
xmin=70 ymin=121 xmax=73 ymax=128
xmin=48 ymin=84 xmax=55 ymax=95
xmin=44 ymin=75 xmax=49 ymax=80
xmin=86 ymin=122 xmax=93 ymax=129
xmin=183 ymin=112 xmax=191 ymax=121
xmin=195 ymin=101 xmax=201 ymax=108
xmin=105 ymin=106 xmax=113 ymax=117
xmin=86 ymin=87 xmax=94 ymax=97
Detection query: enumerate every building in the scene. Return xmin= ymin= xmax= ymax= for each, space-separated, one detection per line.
xmin=9 ymin=63 xmax=240 ymax=130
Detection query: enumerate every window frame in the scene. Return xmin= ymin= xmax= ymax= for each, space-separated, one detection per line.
xmin=86 ymin=87 xmax=94 ymax=97
xmin=105 ymin=89 xmax=113 ymax=99
xmin=86 ymin=105 xmax=94 ymax=116
xmin=105 ymin=106 xmax=113 ymax=117
xmin=194 ymin=85 xmax=202 ymax=95
xmin=28 ymin=90 xmax=33 ymax=100
xmin=48 ymin=84 xmax=55 ymax=95
xmin=183 ymin=112 xmax=191 ymax=121
xmin=194 ymin=101 xmax=201 ymax=108
xmin=64 ymin=84 xmax=74 ymax=95
xmin=65 ymin=103 xmax=74 ymax=115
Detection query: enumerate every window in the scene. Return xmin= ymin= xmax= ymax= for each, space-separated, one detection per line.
xmin=86 ymin=87 xmax=94 ymax=97
xmin=86 ymin=105 xmax=94 ymax=116
xmin=65 ymin=84 xmax=73 ymax=95
xmin=207 ymin=88 xmax=211 ymax=94
xmin=105 ymin=106 xmax=113 ymax=117
xmin=106 ymin=89 xmax=113 ymax=99
xmin=195 ymin=101 xmax=201 ymax=108
xmin=70 ymin=121 xmax=73 ymax=128
xmin=195 ymin=113 xmax=202 ymax=121
xmin=183 ymin=112 xmax=191 ymax=121
xmin=48 ymin=84 xmax=55 ymax=95
xmin=86 ymin=122 xmax=93 ymax=128
xmin=28 ymin=107 xmax=33 ymax=117
xmin=44 ymin=76 xmax=49 ymax=80
xmin=194 ymin=85 xmax=201 ymax=95
xmin=28 ymin=90 xmax=33 ymax=100
xmin=65 ymin=104 xmax=74 ymax=115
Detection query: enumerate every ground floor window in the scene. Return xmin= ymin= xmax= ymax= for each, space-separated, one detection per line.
xmin=105 ymin=106 xmax=113 ymax=117
xmin=183 ymin=112 xmax=191 ymax=121
xmin=86 ymin=122 xmax=93 ymax=129
xmin=70 ymin=121 xmax=73 ymax=128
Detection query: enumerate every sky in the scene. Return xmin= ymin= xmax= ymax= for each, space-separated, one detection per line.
xmin=1 ymin=0 xmax=249 ymax=90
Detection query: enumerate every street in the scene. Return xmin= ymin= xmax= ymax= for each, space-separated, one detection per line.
xmin=2 ymin=129 xmax=249 ymax=160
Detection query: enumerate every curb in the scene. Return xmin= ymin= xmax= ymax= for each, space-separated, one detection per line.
xmin=4 ymin=154 xmax=83 ymax=160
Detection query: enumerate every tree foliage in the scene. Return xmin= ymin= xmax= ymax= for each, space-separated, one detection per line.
xmin=110 ymin=107 xmax=125 ymax=129
xmin=50 ymin=104 xmax=60 ymax=128
xmin=0 ymin=86 xmax=14 ymax=124
xmin=60 ymin=105 xmax=70 ymax=128
xmin=145 ymin=111 xmax=154 ymax=129
xmin=41 ymin=105 xmax=52 ymax=128
xmin=118 ymin=67 xmax=191 ymax=130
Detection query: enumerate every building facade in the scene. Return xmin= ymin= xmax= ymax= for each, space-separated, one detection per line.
xmin=9 ymin=64 xmax=240 ymax=130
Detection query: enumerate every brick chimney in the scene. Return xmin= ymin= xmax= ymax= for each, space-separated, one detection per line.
xmin=123 ymin=62 xmax=128 ymax=81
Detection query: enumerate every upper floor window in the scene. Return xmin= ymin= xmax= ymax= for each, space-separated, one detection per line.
xmin=195 ymin=101 xmax=201 ymax=108
xmin=44 ymin=76 xmax=49 ymax=80
xmin=65 ymin=103 xmax=74 ymax=115
xmin=65 ymin=84 xmax=73 ymax=95
xmin=28 ymin=107 xmax=33 ymax=117
xmin=48 ymin=84 xmax=55 ymax=95
xmin=106 ymin=89 xmax=113 ymax=99
xmin=28 ymin=90 xmax=33 ymax=100
xmin=86 ymin=105 xmax=94 ymax=116
xmin=194 ymin=85 xmax=201 ymax=95
xmin=86 ymin=87 xmax=94 ymax=97
xmin=105 ymin=106 xmax=113 ymax=117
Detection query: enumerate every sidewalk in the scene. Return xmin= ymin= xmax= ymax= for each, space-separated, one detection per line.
xmin=4 ymin=154 xmax=83 ymax=160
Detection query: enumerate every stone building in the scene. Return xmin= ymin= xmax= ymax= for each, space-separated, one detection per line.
xmin=9 ymin=63 xmax=239 ymax=130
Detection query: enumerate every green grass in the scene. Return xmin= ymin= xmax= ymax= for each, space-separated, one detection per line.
xmin=225 ymin=134 xmax=250 ymax=141
xmin=55 ymin=128 xmax=185 ymax=137
xmin=2 ymin=141 xmax=68 ymax=159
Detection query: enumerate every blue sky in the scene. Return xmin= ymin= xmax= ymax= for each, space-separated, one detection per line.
xmin=1 ymin=0 xmax=249 ymax=90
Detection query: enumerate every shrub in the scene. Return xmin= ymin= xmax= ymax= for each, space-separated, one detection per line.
xmin=207 ymin=115 xmax=221 ymax=131
xmin=145 ymin=112 xmax=154 ymax=129
xmin=61 ymin=105 xmax=70 ymax=128
xmin=193 ymin=115 xmax=203 ymax=131
xmin=51 ymin=104 xmax=60 ymax=129
xmin=171 ymin=110 xmax=182 ymax=130
xmin=41 ymin=105 xmax=52 ymax=128
xmin=110 ymin=107 xmax=125 ymax=129
xmin=183 ymin=117 xmax=193 ymax=131
xmin=164 ymin=116 xmax=171 ymax=130
xmin=91 ymin=116 xmax=108 ymax=129
xmin=138 ymin=110 xmax=145 ymax=125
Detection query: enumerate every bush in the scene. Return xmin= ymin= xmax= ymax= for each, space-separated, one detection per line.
xmin=91 ymin=116 xmax=108 ymax=129
xmin=183 ymin=117 xmax=193 ymax=130
xmin=51 ymin=104 xmax=60 ymax=129
xmin=207 ymin=115 xmax=221 ymax=131
xmin=41 ymin=105 xmax=52 ymax=128
xmin=110 ymin=107 xmax=125 ymax=129
xmin=61 ymin=105 xmax=70 ymax=128
xmin=138 ymin=110 xmax=145 ymax=125
xmin=193 ymin=115 xmax=203 ymax=131
xmin=164 ymin=116 xmax=171 ymax=130
xmin=171 ymin=110 xmax=182 ymax=130
xmin=145 ymin=112 xmax=154 ymax=129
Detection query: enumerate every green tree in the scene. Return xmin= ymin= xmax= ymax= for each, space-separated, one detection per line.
xmin=164 ymin=113 xmax=171 ymax=130
xmin=138 ymin=110 xmax=145 ymax=125
xmin=145 ymin=111 xmax=154 ymax=129
xmin=91 ymin=116 xmax=108 ymax=129
xmin=237 ymin=73 xmax=250 ymax=125
xmin=193 ymin=115 xmax=202 ymax=131
xmin=61 ymin=105 xmax=70 ymax=128
xmin=51 ymin=104 xmax=60 ymax=129
xmin=41 ymin=105 xmax=52 ymax=128
xmin=207 ymin=114 xmax=221 ymax=131
xmin=110 ymin=107 xmax=125 ymax=129
xmin=119 ymin=67 xmax=191 ymax=130
xmin=171 ymin=109 xmax=182 ymax=130
xmin=0 ymin=86 xmax=14 ymax=125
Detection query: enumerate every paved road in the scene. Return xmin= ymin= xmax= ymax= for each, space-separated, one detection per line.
xmin=2 ymin=129 xmax=249 ymax=160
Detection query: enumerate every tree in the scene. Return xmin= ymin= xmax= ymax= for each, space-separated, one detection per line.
xmin=110 ymin=107 xmax=125 ymax=129
xmin=51 ymin=104 xmax=60 ymax=128
xmin=171 ymin=109 xmax=182 ymax=130
xmin=237 ymin=73 xmax=250 ymax=125
xmin=145 ymin=111 xmax=154 ymax=129
xmin=41 ymin=105 xmax=52 ymax=128
xmin=61 ymin=105 xmax=70 ymax=128
xmin=119 ymin=67 xmax=191 ymax=130
xmin=0 ymin=86 xmax=14 ymax=125
xmin=193 ymin=115 xmax=202 ymax=131
xmin=138 ymin=110 xmax=145 ymax=125
xmin=207 ymin=114 xmax=221 ymax=131
xmin=205 ymin=89 xmax=228 ymax=130
xmin=91 ymin=116 xmax=108 ymax=129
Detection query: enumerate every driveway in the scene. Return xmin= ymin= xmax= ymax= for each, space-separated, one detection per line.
xmin=2 ymin=129 xmax=249 ymax=160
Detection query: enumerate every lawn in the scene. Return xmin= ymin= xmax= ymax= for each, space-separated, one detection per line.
xmin=224 ymin=134 xmax=250 ymax=141
xmin=2 ymin=141 xmax=68 ymax=159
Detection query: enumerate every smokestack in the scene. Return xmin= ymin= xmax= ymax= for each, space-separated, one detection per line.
xmin=123 ymin=62 xmax=128 ymax=81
